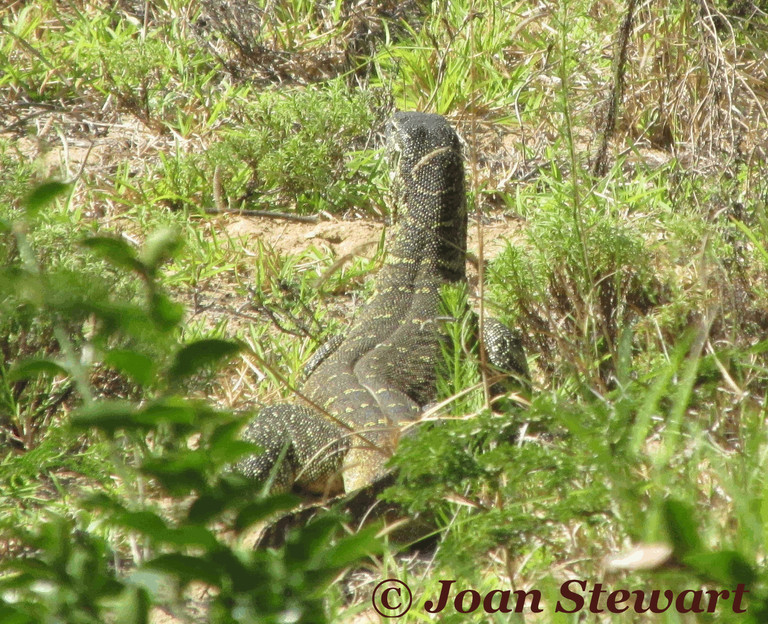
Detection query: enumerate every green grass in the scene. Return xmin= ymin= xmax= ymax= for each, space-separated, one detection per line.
xmin=2 ymin=0 xmax=768 ymax=622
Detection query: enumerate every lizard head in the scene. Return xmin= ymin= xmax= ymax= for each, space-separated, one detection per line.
xmin=387 ymin=112 xmax=467 ymax=282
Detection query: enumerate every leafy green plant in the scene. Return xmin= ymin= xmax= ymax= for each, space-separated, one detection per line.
xmin=0 ymin=182 xmax=381 ymax=623
xmin=201 ymin=82 xmax=383 ymax=215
